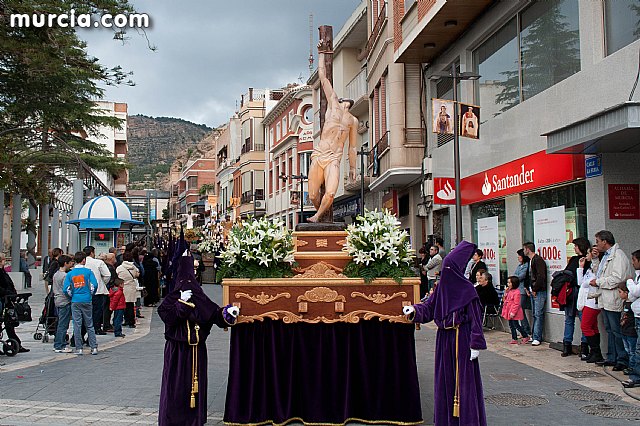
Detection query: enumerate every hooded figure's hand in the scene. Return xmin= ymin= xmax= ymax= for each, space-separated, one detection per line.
xmin=180 ymin=290 xmax=192 ymax=302
xmin=223 ymin=304 xmax=240 ymax=324
xmin=402 ymin=305 xmax=415 ymax=316
xmin=470 ymin=349 xmax=480 ymax=361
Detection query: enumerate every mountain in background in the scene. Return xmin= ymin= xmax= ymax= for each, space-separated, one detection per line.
xmin=127 ymin=115 xmax=213 ymax=189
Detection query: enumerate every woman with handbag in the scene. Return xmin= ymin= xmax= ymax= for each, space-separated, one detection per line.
xmin=0 ymin=253 xmax=29 ymax=353
xmin=116 ymin=251 xmax=140 ymax=328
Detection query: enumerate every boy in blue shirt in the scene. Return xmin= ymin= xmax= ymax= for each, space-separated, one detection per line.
xmin=63 ymin=251 xmax=99 ymax=355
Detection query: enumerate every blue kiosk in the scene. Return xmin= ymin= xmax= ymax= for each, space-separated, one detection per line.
xmin=68 ymin=196 xmax=144 ymax=256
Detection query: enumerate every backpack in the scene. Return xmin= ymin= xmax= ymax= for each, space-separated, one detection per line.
xmin=551 ymin=270 xmax=574 ymax=297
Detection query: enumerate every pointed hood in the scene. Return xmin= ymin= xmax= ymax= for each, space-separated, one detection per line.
xmin=432 ymin=240 xmax=479 ymax=321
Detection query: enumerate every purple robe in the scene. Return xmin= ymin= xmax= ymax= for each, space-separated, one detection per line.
xmin=158 ymin=255 xmax=230 ymax=426
xmin=412 ymin=241 xmax=487 ymax=426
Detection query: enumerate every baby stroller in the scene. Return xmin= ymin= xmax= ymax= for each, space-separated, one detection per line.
xmin=1 ymin=293 xmax=32 ymax=356
xmin=33 ymin=290 xmax=58 ymax=343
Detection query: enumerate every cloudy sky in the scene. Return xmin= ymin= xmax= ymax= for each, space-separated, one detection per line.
xmin=79 ymin=0 xmax=361 ymax=128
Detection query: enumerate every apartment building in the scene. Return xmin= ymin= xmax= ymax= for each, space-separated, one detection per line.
xmin=215 ymin=118 xmax=241 ymax=219
xmin=394 ymin=0 xmax=640 ymax=343
xmin=232 ymin=88 xmax=284 ymax=220
xmin=263 ymin=85 xmax=315 ymax=228
xmin=174 ymin=158 xmax=217 ymax=228
xmin=88 ymin=101 xmax=129 ymax=197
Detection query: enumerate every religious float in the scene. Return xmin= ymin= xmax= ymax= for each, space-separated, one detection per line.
xmin=220 ymin=212 xmax=422 ymax=425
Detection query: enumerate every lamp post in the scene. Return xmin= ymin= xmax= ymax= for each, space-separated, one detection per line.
xmin=281 ymin=174 xmax=307 ymax=225
xmin=357 ymin=142 xmax=369 ymax=215
xmin=429 ymin=65 xmax=480 ymax=244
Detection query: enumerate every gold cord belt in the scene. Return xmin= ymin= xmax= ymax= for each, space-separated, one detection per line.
xmin=444 ymin=313 xmax=461 ymax=418
xmin=186 ymin=319 xmax=200 ymax=409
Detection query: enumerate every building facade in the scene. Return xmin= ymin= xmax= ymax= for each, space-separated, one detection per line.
xmin=394 ymin=0 xmax=640 ymax=343
xmin=263 ymin=85 xmax=315 ymax=228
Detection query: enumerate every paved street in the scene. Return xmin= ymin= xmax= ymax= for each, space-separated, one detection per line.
xmin=1 ymin=283 xmax=639 ymax=425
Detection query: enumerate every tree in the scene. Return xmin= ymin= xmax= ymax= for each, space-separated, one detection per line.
xmin=0 ymin=0 xmax=140 ymax=203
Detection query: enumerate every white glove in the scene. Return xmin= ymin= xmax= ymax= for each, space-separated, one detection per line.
xmin=470 ymin=349 xmax=480 ymax=361
xmin=180 ymin=290 xmax=192 ymax=302
xmin=227 ymin=306 xmax=240 ymax=318
xmin=403 ymin=305 xmax=415 ymax=316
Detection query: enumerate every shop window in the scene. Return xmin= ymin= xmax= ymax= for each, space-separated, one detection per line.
xmin=471 ymin=200 xmax=507 ymax=289
xmin=521 ymin=182 xmax=587 ymax=259
xmin=605 ymin=0 xmax=640 ymax=55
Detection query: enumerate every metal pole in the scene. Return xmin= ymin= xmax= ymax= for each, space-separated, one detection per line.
xmin=452 ymin=62 xmax=462 ymax=244
xmin=41 ymin=203 xmax=49 ymax=269
xmin=0 ymin=190 xmax=4 ymax=253
xmin=300 ymin=177 xmax=304 ymax=224
xmin=61 ymin=212 xmax=68 ymax=254
xmin=11 ymin=194 xmax=21 ymax=272
xmin=359 ymin=144 xmax=367 ymax=215
xmin=253 ymin=192 xmax=256 ymax=217
xmin=70 ymin=178 xmax=83 ymax=253
xmin=51 ymin=208 xmax=60 ymax=249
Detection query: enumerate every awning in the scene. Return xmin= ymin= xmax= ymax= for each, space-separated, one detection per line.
xmin=368 ymin=167 xmax=422 ymax=192
xmin=543 ymin=102 xmax=640 ymax=154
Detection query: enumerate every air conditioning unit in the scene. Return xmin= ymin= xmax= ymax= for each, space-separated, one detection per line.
xmin=254 ymin=200 xmax=266 ymax=210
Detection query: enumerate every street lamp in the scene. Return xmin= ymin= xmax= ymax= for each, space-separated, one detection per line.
xmin=357 ymin=142 xmax=369 ymax=215
xmin=429 ymin=64 xmax=480 ymax=244
xmin=281 ymin=173 xmax=307 ymax=225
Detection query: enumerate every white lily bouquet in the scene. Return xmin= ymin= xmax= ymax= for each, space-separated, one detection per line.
xmin=343 ymin=209 xmax=415 ymax=283
xmin=218 ymin=216 xmax=296 ymax=280
xmin=197 ymin=221 xmax=224 ymax=254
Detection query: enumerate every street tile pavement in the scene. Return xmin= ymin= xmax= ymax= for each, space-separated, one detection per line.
xmin=0 ymin=282 xmax=639 ymax=425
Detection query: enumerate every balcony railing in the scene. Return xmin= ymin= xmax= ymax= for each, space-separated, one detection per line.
xmin=345 ymin=67 xmax=367 ymax=102
xmin=364 ymin=2 xmax=387 ymax=58
xmin=368 ymin=131 xmax=389 ymax=177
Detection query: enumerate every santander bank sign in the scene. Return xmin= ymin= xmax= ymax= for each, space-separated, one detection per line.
xmin=434 ymin=150 xmax=584 ymax=205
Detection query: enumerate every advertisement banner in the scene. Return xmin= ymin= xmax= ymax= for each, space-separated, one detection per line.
xmin=477 ymin=216 xmax=500 ymax=289
xmin=533 ymin=206 xmax=566 ymax=312
xmin=608 ymin=184 xmax=640 ymax=219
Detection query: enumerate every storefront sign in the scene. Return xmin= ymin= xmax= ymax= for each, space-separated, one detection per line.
xmin=333 ymin=196 xmax=360 ymax=219
xmin=299 ymin=128 xmax=313 ymax=143
xmin=434 ymin=151 xmax=585 ymax=205
xmin=533 ymin=206 xmax=566 ymax=312
xmin=608 ymin=184 xmax=639 ymax=219
xmin=477 ymin=216 xmax=500 ymax=289
xmin=585 ymin=155 xmax=602 ymax=178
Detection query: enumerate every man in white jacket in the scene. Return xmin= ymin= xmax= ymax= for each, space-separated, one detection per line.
xmin=83 ymin=246 xmax=112 ymax=335
xmin=590 ymin=231 xmax=634 ymax=370
xmin=623 ymin=250 xmax=640 ymax=388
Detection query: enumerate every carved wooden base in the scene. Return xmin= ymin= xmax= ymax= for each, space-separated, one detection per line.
xmin=292 ymin=230 xmax=350 ymax=270
xmin=222 ymin=277 xmax=420 ymax=325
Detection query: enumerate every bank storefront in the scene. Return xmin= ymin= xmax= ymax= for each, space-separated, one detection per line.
xmin=434 ymin=150 xmax=587 ymax=343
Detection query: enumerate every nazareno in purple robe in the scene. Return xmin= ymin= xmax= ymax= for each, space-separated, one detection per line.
xmin=158 ymin=254 xmax=232 ymax=426
xmin=411 ymin=240 xmax=487 ymax=426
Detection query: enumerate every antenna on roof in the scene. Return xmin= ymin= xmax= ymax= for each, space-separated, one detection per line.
xmin=308 ymin=13 xmax=314 ymax=76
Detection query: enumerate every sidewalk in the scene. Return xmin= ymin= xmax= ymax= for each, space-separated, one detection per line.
xmin=0 ymin=277 xmax=153 ymax=373
xmin=0 ymin=282 xmax=639 ymax=425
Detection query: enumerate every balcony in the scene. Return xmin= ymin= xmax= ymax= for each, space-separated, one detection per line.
xmin=368 ymin=131 xmax=389 ymax=174
xmin=364 ymin=2 xmax=387 ymax=59
xmin=345 ymin=67 xmax=368 ymax=116
xmin=395 ymin=0 xmax=494 ymax=64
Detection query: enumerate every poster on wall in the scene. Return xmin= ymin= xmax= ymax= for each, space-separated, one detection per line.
xmin=608 ymin=184 xmax=640 ymax=219
xmin=477 ymin=216 xmax=500 ymax=289
xmin=533 ymin=205 xmax=566 ymax=312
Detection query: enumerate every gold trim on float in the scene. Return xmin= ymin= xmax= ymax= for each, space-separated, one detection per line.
xmin=222 ymin=278 xmax=420 ymax=287
xmin=234 ymin=291 xmax=291 ymax=305
xmin=294 ymin=261 xmax=345 ymax=278
xmin=297 ymin=287 xmax=346 ymax=303
xmin=350 ymin=291 xmax=408 ymax=304
xmin=293 ymin=252 xmax=352 ymax=259
xmin=223 ymin=416 xmax=423 ymax=426
xmin=236 ymin=309 xmax=412 ymax=324
xmin=292 ymin=231 xmax=348 ymax=237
